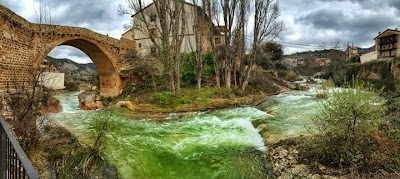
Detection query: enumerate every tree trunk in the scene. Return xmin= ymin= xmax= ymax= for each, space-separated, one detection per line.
xmin=197 ymin=65 xmax=202 ymax=90
xmin=213 ymin=55 xmax=221 ymax=87
xmin=241 ymin=61 xmax=252 ymax=90
xmin=225 ymin=61 xmax=231 ymax=89
xmin=169 ymin=68 xmax=176 ymax=94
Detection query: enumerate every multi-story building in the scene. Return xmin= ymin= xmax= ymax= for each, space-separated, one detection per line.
xmin=121 ymin=1 xmax=224 ymax=57
xmin=375 ymin=28 xmax=400 ymax=58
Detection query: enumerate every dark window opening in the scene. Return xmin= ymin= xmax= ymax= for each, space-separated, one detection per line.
xmin=150 ymin=14 xmax=157 ymax=22
xmin=149 ymin=28 xmax=157 ymax=36
xmin=215 ymin=37 xmax=221 ymax=45
xmin=150 ymin=46 xmax=157 ymax=56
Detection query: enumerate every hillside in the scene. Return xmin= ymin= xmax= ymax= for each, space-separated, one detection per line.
xmin=45 ymin=56 xmax=97 ymax=75
xmin=286 ymin=49 xmax=347 ymax=59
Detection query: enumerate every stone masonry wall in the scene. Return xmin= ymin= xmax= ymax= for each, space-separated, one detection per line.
xmin=0 ymin=5 xmax=136 ymax=96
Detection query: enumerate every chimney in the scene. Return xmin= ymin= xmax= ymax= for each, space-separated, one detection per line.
xmin=379 ymin=32 xmax=381 ymax=35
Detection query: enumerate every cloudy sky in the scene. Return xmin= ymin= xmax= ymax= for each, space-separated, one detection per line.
xmin=1 ymin=0 xmax=399 ymax=63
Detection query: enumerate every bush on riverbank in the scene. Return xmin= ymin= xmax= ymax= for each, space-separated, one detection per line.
xmin=59 ymin=111 xmax=117 ymax=178
xmin=385 ymin=85 xmax=400 ymax=128
xmin=300 ymin=82 xmax=400 ymax=172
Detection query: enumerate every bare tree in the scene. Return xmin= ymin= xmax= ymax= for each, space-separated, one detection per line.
xmin=220 ymin=0 xmax=239 ymax=89
xmin=203 ymin=0 xmax=222 ymax=87
xmin=234 ymin=0 xmax=250 ymax=87
xmin=0 ymin=0 xmax=58 ymax=149
xmin=241 ymin=0 xmax=284 ymax=90
xmin=119 ymin=0 xmax=188 ymax=94
xmin=34 ymin=0 xmax=56 ymax=25
xmin=4 ymin=61 xmax=54 ymax=149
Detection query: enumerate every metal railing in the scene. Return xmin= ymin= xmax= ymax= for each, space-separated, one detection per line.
xmin=0 ymin=115 xmax=39 ymax=179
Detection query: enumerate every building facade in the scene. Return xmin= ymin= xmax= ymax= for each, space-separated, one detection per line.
xmin=39 ymin=59 xmax=65 ymax=90
xmin=347 ymin=46 xmax=359 ymax=59
xmin=375 ymin=29 xmax=400 ymax=58
xmin=282 ymin=57 xmax=304 ymax=67
xmin=121 ymin=1 xmax=223 ymax=57
xmin=360 ymin=51 xmax=377 ymax=63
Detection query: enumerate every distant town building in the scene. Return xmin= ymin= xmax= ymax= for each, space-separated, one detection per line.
xmin=314 ymin=58 xmax=331 ymax=66
xmin=346 ymin=45 xmax=377 ymax=63
xmin=375 ymin=28 xmax=400 ymax=58
xmin=346 ymin=46 xmax=359 ymax=59
xmin=40 ymin=59 xmax=65 ymax=90
xmin=282 ymin=57 xmax=304 ymax=67
xmin=121 ymin=1 xmax=224 ymax=57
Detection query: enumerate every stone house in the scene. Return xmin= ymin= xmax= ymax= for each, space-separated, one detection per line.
xmin=39 ymin=59 xmax=65 ymax=90
xmin=314 ymin=58 xmax=331 ymax=66
xmin=375 ymin=28 xmax=400 ymax=58
xmin=281 ymin=57 xmax=304 ymax=67
xmin=121 ymin=1 xmax=224 ymax=57
xmin=346 ymin=46 xmax=359 ymax=59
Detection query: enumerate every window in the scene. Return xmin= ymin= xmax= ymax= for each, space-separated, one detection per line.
xmin=150 ymin=46 xmax=157 ymax=56
xmin=138 ymin=43 xmax=142 ymax=48
xmin=214 ymin=37 xmax=221 ymax=45
xmin=150 ymin=14 xmax=157 ymax=22
xmin=149 ymin=28 xmax=157 ymax=36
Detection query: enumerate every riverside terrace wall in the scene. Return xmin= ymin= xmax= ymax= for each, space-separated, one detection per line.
xmin=0 ymin=5 xmax=137 ymax=96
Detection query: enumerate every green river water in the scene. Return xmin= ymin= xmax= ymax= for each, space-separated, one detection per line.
xmin=52 ymin=82 xmax=323 ymax=179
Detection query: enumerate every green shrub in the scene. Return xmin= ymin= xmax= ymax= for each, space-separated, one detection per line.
xmin=178 ymin=96 xmax=192 ymax=104
xmin=181 ymin=52 xmax=216 ymax=87
xmin=301 ymin=81 xmax=399 ymax=170
xmin=386 ymin=85 xmax=400 ymax=127
xmin=156 ymin=91 xmax=175 ymax=105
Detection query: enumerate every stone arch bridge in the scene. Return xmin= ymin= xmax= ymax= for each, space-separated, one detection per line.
xmin=0 ymin=5 xmax=137 ymax=96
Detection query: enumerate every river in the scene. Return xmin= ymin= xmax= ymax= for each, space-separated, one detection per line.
xmin=52 ymin=82 xmax=324 ymax=179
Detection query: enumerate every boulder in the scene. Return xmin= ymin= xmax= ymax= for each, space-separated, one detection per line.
xmin=46 ymin=97 xmax=63 ymax=113
xmin=257 ymin=124 xmax=268 ymax=131
xmin=78 ymin=91 xmax=104 ymax=110
xmin=294 ymin=83 xmax=310 ymax=91
xmin=39 ymin=97 xmax=63 ymax=114
xmin=262 ymin=132 xmax=271 ymax=138
xmin=114 ymin=101 xmax=136 ymax=111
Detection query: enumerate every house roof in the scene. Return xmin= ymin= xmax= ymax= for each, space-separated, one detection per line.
xmin=121 ymin=29 xmax=133 ymax=36
xmin=374 ymin=29 xmax=400 ymax=39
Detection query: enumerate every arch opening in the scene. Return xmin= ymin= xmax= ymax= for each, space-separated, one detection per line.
xmin=43 ymin=39 xmax=122 ymax=97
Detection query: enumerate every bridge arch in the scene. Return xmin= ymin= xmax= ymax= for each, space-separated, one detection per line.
xmin=42 ymin=37 xmax=122 ymax=97
xmin=0 ymin=5 xmax=137 ymax=96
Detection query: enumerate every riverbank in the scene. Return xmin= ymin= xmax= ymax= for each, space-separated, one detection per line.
xmin=264 ymin=136 xmax=400 ymax=179
xmin=100 ymin=85 xmax=291 ymax=118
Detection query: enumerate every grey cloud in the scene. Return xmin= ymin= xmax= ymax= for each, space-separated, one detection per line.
xmin=48 ymin=0 xmax=127 ymax=36
xmin=297 ymin=6 xmax=400 ymax=45
xmin=49 ymin=46 xmax=92 ymax=63
xmin=297 ymin=9 xmax=344 ymax=30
